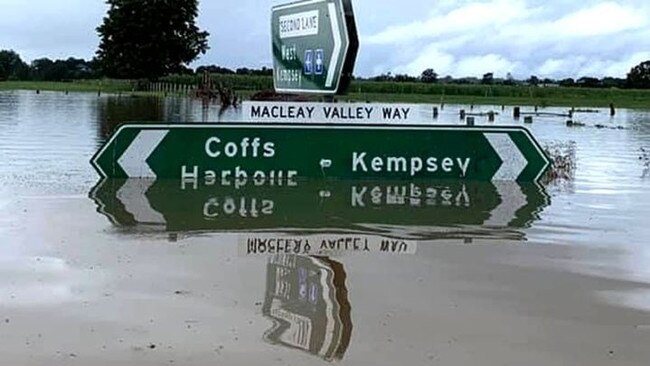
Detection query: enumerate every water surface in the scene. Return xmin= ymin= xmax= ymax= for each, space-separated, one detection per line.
xmin=1 ymin=90 xmax=649 ymax=365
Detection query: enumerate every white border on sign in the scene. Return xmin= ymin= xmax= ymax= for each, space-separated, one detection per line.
xmin=92 ymin=123 xmax=550 ymax=182
xmin=271 ymin=0 xmax=350 ymax=94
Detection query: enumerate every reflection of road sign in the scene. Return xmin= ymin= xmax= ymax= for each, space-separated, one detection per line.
xmin=90 ymin=178 xmax=549 ymax=240
xmin=272 ymin=0 xmax=359 ymax=94
xmin=262 ymin=255 xmax=351 ymax=361
xmin=91 ymin=124 xmax=550 ymax=182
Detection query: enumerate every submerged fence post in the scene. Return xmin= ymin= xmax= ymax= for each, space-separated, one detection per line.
xmin=467 ymin=117 xmax=475 ymax=126
xmin=610 ymin=103 xmax=616 ymax=117
xmin=488 ymin=111 xmax=495 ymax=122
xmin=459 ymin=109 xmax=466 ymax=120
xmin=513 ymin=107 xmax=521 ymax=119
xmin=433 ymin=107 xmax=439 ymax=119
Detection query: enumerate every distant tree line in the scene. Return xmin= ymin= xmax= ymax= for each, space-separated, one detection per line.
xmin=0 ymin=50 xmax=100 ymax=81
xmin=0 ymin=49 xmax=273 ymax=82
xmin=195 ymin=65 xmax=273 ymax=76
xmin=361 ymin=68 xmax=642 ymax=89
xmin=1 ymin=48 xmax=650 ymax=90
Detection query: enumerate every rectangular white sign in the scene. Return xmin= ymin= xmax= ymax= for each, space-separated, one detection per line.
xmin=239 ymin=234 xmax=418 ymax=257
xmin=279 ymin=10 xmax=320 ymax=39
xmin=243 ymin=101 xmax=433 ymax=124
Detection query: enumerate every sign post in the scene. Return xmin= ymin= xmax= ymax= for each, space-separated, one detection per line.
xmin=272 ymin=0 xmax=358 ymax=94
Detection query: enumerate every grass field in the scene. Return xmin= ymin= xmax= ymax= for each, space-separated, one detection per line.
xmin=0 ymin=80 xmax=134 ymax=93
xmin=2 ymin=77 xmax=649 ymax=109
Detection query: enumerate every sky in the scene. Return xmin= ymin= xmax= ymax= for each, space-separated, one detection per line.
xmin=0 ymin=0 xmax=649 ymax=79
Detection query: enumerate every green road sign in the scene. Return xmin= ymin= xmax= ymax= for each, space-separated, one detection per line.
xmin=91 ymin=124 xmax=550 ymax=182
xmin=90 ymin=179 xmax=549 ymax=240
xmin=272 ymin=0 xmax=358 ymax=94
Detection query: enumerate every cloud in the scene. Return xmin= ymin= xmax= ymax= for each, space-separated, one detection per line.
xmin=362 ymin=0 xmax=650 ymax=78
xmin=365 ymin=0 xmax=530 ymax=45
xmin=456 ymin=54 xmax=519 ymax=76
xmin=552 ymin=2 xmax=646 ymax=37
xmin=0 ymin=0 xmax=648 ymax=79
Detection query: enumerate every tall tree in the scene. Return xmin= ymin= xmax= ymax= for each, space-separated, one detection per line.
xmin=420 ymin=68 xmax=438 ymax=83
xmin=481 ymin=72 xmax=494 ymax=85
xmin=96 ymin=0 xmax=209 ymax=79
xmin=627 ymin=60 xmax=650 ymax=89
xmin=0 ymin=50 xmax=29 ymax=81
xmin=527 ymin=75 xmax=540 ymax=86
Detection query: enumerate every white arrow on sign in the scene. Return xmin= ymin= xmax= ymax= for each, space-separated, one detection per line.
xmin=117 ymin=130 xmax=168 ymax=178
xmin=325 ymin=1 xmax=342 ymax=88
xmin=484 ymin=133 xmax=528 ymax=181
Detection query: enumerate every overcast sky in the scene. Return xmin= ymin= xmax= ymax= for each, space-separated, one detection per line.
xmin=1 ymin=0 xmax=649 ymax=79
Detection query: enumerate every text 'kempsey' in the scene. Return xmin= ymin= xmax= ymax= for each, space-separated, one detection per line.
xmin=91 ymin=124 xmax=550 ymax=182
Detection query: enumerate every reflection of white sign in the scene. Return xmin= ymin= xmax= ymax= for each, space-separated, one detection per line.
xmin=279 ymin=10 xmax=320 ymax=39
xmin=239 ymin=234 xmax=418 ymax=256
xmin=244 ymin=102 xmax=428 ymax=124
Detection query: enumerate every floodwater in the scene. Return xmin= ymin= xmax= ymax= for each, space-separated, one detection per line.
xmin=0 ymin=90 xmax=650 ymax=365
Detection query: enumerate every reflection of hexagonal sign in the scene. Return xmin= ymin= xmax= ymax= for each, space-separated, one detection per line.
xmin=262 ymin=255 xmax=352 ymax=361
xmin=272 ymin=0 xmax=359 ymax=94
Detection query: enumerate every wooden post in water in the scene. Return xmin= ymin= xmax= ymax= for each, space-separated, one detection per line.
xmin=459 ymin=109 xmax=466 ymax=120
xmin=610 ymin=103 xmax=616 ymax=117
xmin=467 ymin=117 xmax=475 ymax=126
xmin=524 ymin=116 xmax=533 ymax=124
xmin=513 ymin=107 xmax=521 ymax=119
xmin=433 ymin=107 xmax=439 ymax=119
xmin=488 ymin=111 xmax=495 ymax=122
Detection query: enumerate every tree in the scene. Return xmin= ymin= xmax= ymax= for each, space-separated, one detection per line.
xmin=0 ymin=50 xmax=29 ymax=81
xmin=626 ymin=60 xmax=650 ymax=89
xmin=576 ymin=77 xmax=601 ymax=88
xmin=420 ymin=68 xmax=438 ymax=83
xmin=602 ymin=77 xmax=625 ymax=89
xmin=29 ymin=57 xmax=97 ymax=81
xmin=559 ymin=78 xmax=575 ymax=87
xmin=394 ymin=74 xmax=417 ymax=82
xmin=196 ymin=65 xmax=235 ymax=75
xmin=481 ymin=72 xmax=494 ymax=85
xmin=96 ymin=0 xmax=209 ymax=80
xmin=527 ymin=75 xmax=539 ymax=86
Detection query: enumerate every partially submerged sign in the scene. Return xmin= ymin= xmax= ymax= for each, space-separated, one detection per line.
xmin=272 ymin=0 xmax=358 ymax=94
xmin=91 ymin=124 xmax=550 ymax=182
